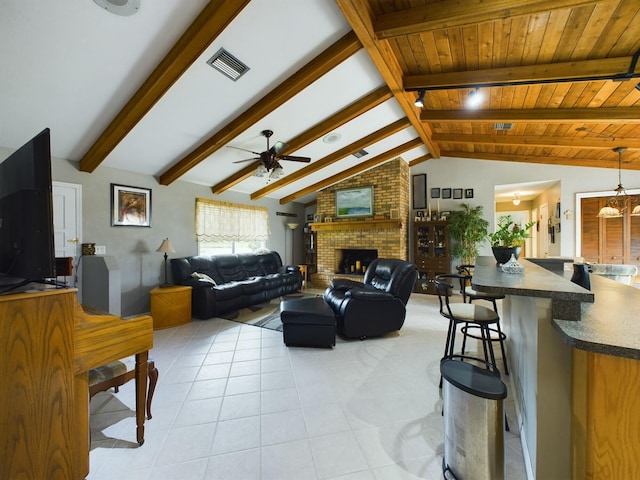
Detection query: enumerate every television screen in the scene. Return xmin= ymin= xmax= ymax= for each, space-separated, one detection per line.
xmin=0 ymin=128 xmax=55 ymax=288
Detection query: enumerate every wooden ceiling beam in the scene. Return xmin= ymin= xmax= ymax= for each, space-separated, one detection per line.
xmin=210 ymin=86 xmax=392 ymax=194
xmin=408 ymin=154 xmax=433 ymax=167
xmin=251 ymin=118 xmax=410 ymax=200
xmin=404 ymin=57 xmax=639 ymax=90
xmin=79 ymin=0 xmax=250 ymax=173
xmin=280 ymin=138 xmax=423 ymax=205
xmin=336 ymin=0 xmax=440 ymax=157
xmin=374 ymin=0 xmax=608 ymax=39
xmin=158 ymin=31 xmax=362 ymax=185
xmin=421 ymin=107 xmax=640 ymax=123
xmin=433 ymin=133 xmax=640 ymax=149
xmin=443 ymin=150 xmax=640 ymax=170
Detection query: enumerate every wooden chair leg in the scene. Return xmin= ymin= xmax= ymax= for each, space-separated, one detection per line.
xmin=147 ymin=360 xmax=158 ymax=420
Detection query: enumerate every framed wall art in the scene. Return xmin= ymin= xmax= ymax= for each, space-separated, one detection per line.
xmin=465 ymin=188 xmax=474 ymax=199
xmin=412 ymin=174 xmax=427 ymax=209
xmin=453 ymin=188 xmax=463 ymax=199
xmin=111 ymin=184 xmax=151 ymax=227
xmin=431 ymin=188 xmax=440 ymax=198
xmin=335 ymin=186 xmax=374 ymax=218
xmin=442 ymin=188 xmax=452 ymax=199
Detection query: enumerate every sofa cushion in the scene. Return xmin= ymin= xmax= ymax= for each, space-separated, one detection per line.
xmin=214 ymin=255 xmax=246 ymax=283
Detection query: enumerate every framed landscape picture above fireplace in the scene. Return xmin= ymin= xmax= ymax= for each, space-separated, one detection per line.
xmin=335 ymin=186 xmax=374 ymax=218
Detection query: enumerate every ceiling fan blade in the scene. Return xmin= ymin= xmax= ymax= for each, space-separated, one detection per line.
xmin=279 ymin=155 xmax=311 ymax=163
xmin=227 ymin=145 xmax=261 ymax=155
xmin=232 ymin=157 xmax=260 ymax=164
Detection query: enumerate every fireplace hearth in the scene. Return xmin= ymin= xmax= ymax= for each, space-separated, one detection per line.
xmin=336 ymin=248 xmax=378 ymax=275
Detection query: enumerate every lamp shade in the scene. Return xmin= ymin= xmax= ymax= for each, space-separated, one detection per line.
xmin=597 ymin=206 xmax=623 ymax=218
xmin=287 ymin=223 xmax=299 ymax=230
xmin=156 ymin=238 xmax=175 ymax=253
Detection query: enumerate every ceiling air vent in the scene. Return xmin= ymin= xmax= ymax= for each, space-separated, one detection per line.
xmin=353 ymin=149 xmax=368 ymax=158
xmin=494 ymin=123 xmax=514 ymax=131
xmin=206 ymin=48 xmax=250 ymax=81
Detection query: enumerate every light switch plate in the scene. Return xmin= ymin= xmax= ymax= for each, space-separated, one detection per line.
xmin=95 ymin=245 xmax=106 ymax=255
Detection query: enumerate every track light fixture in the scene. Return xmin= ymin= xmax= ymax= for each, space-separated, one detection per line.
xmin=414 ymin=89 xmax=425 ymax=108
xmin=466 ymin=87 xmax=484 ymax=109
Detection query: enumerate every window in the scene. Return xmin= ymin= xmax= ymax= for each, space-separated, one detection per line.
xmin=195 ymin=198 xmax=269 ymax=255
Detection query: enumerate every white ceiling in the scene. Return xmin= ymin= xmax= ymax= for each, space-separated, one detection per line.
xmin=0 ymin=0 xmax=429 ymax=205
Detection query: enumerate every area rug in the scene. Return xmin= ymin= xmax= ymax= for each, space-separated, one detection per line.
xmin=219 ymin=292 xmax=319 ymax=332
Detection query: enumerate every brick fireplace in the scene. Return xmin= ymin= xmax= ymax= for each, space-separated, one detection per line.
xmin=310 ymin=159 xmax=410 ymax=288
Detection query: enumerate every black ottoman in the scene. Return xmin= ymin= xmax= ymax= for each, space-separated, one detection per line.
xmin=280 ymin=297 xmax=336 ymax=347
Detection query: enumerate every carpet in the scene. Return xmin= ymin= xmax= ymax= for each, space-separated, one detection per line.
xmin=219 ymin=292 xmax=319 ymax=332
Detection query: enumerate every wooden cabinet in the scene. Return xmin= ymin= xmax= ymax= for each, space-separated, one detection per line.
xmin=303 ymin=231 xmax=317 ymax=277
xmin=413 ymin=220 xmax=450 ymax=294
xmin=581 ymin=197 xmax=640 ymax=273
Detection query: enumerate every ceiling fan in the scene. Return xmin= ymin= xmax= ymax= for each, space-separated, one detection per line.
xmin=228 ymin=130 xmax=311 ymax=179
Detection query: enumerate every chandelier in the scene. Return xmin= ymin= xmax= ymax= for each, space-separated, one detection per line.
xmin=597 ymin=147 xmax=640 ymax=218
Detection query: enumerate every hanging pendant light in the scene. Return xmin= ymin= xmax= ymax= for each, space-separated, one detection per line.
xmin=598 ymin=147 xmax=630 ymax=218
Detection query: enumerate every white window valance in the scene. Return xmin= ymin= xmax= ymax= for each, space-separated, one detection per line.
xmin=195 ymin=198 xmax=270 ymax=242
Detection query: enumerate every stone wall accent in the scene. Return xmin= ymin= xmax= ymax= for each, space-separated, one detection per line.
xmin=312 ymin=159 xmax=410 ymax=288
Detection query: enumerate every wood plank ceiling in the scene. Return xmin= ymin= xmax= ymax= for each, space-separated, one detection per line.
xmin=80 ymin=0 xmax=640 ymax=204
xmin=361 ymin=0 xmax=640 ymax=170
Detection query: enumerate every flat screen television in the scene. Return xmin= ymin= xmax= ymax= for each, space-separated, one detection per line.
xmin=0 ymin=128 xmax=56 ymax=289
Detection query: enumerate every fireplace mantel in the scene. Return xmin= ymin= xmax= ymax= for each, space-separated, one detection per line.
xmin=310 ymin=219 xmax=402 ymax=232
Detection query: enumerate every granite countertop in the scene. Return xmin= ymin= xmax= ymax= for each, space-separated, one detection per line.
xmin=554 ymin=272 xmax=640 ymax=359
xmin=473 ymin=256 xmax=594 ymax=321
xmin=473 ymin=256 xmax=640 ymax=360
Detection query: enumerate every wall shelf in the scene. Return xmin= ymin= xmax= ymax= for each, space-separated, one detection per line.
xmin=310 ymin=219 xmax=402 ymax=232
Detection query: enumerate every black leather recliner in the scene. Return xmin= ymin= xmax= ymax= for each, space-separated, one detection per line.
xmin=323 ymin=258 xmax=418 ymax=339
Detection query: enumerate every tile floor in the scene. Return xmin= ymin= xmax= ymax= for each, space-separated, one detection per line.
xmin=87 ymin=290 xmax=527 ymax=480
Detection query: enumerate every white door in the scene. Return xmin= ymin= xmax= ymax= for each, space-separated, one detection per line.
xmin=52 ymin=181 xmax=82 ymax=263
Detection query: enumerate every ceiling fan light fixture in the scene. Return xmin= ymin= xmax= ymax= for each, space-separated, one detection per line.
xmin=270 ymin=166 xmax=284 ymax=179
xmin=414 ymin=89 xmax=426 ymax=108
xmin=254 ymin=164 xmax=268 ymax=177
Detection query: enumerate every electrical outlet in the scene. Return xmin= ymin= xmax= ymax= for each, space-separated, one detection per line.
xmin=95 ymin=245 xmax=106 ymax=255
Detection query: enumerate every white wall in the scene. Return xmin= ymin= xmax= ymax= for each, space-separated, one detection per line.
xmin=410 ymin=155 xmax=640 ymax=259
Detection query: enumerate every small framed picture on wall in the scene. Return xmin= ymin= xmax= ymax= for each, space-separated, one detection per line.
xmin=431 ymin=188 xmax=440 ymax=198
xmin=465 ymin=188 xmax=474 ymax=199
xmin=453 ymin=188 xmax=463 ymax=199
xmin=442 ymin=188 xmax=452 ymax=199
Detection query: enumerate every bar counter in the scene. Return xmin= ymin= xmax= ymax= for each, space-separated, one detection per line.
xmin=472 ymin=256 xmax=640 ymax=480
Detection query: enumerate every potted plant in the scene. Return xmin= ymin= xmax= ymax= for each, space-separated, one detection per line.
xmin=488 ymin=214 xmax=536 ymax=264
xmin=447 ymin=203 xmax=489 ymax=265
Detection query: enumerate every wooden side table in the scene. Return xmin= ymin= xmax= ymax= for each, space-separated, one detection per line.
xmin=150 ymin=285 xmax=192 ymax=329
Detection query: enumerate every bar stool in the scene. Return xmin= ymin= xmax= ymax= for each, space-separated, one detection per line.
xmin=456 ymin=265 xmax=509 ymax=375
xmin=435 ymin=274 xmax=500 ymax=379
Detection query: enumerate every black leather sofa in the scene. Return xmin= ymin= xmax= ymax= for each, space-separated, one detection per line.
xmin=323 ymin=258 xmax=418 ymax=339
xmin=171 ymin=251 xmax=302 ymax=319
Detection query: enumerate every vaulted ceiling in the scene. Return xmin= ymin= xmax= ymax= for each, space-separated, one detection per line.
xmin=2 ymin=0 xmax=639 ymax=206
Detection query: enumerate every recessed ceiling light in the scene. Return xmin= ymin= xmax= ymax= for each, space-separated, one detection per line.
xmin=323 ymin=133 xmax=341 ymax=144
xmin=93 ymin=0 xmax=140 ymax=16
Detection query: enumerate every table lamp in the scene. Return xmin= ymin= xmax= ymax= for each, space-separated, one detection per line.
xmin=156 ymin=238 xmax=175 ymax=287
